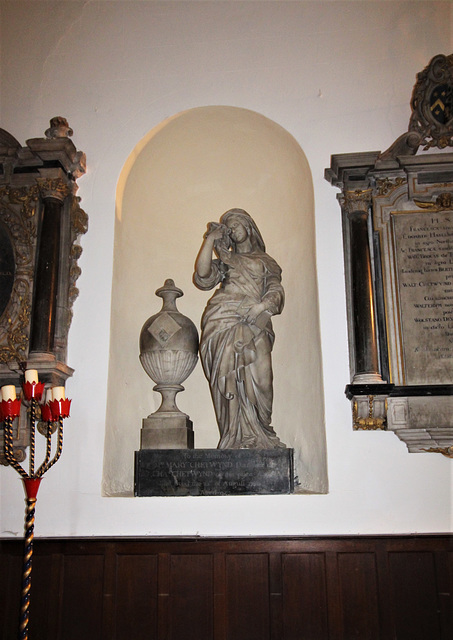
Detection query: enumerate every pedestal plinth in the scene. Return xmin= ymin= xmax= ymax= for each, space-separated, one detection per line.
xmin=140 ymin=414 xmax=194 ymax=449
xmin=135 ymin=448 xmax=294 ymax=496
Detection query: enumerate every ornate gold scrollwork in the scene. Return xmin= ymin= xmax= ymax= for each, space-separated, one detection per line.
xmin=0 ymin=184 xmax=40 ymax=248
xmin=353 ymin=395 xmax=386 ymax=430
xmin=375 ymin=177 xmax=406 ymax=196
xmin=0 ymin=185 xmax=39 ymax=364
xmin=340 ymin=188 xmax=373 ymax=215
xmin=0 ymin=282 xmax=31 ymax=365
xmin=422 ymin=446 xmax=453 ymax=458
xmin=36 ymin=177 xmax=71 ymax=202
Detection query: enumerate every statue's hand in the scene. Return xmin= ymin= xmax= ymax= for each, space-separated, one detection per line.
xmin=244 ymin=302 xmax=267 ymax=324
xmin=205 ymin=222 xmax=228 ymax=241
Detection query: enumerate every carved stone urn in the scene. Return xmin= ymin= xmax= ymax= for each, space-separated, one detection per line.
xmin=139 ymin=279 xmax=198 ymax=449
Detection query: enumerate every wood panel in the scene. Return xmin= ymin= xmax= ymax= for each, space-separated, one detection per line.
xmin=388 ymin=551 xmax=442 ymax=640
xmin=337 ymin=552 xmax=380 ymax=640
xmin=1 ymin=535 xmax=452 ymax=640
xmin=0 ymin=548 xmax=22 ymax=639
xmin=59 ymin=554 xmax=105 ymax=640
xmin=168 ymin=554 xmax=213 ymax=640
xmin=225 ymin=553 xmax=270 ymax=640
xmin=28 ymin=552 xmax=56 ymax=640
xmin=443 ymin=551 xmax=453 ymax=637
xmin=114 ymin=554 xmax=158 ymax=640
xmin=281 ymin=552 xmax=329 ymax=640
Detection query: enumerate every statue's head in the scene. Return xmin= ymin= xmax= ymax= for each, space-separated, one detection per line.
xmin=220 ymin=208 xmax=266 ymax=253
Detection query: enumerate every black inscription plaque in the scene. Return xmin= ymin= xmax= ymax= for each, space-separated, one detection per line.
xmin=393 ymin=210 xmax=453 ymax=384
xmin=135 ymin=448 xmax=294 ymax=496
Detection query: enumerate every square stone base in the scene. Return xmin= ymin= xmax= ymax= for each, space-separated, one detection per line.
xmin=141 ymin=414 xmax=194 ymax=449
xmin=135 ymin=448 xmax=294 ymax=496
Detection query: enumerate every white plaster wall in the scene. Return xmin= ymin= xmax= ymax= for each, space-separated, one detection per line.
xmin=0 ymin=0 xmax=452 ymax=536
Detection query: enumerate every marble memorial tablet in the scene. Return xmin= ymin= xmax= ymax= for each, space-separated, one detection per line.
xmin=392 ymin=210 xmax=453 ymax=384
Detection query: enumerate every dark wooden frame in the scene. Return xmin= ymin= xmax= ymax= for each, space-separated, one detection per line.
xmin=1 ymin=535 xmax=452 ymax=639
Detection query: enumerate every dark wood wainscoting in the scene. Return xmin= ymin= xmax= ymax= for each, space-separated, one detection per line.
xmin=1 ymin=535 xmax=452 ymax=639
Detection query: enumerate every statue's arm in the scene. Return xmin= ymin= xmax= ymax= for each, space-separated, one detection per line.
xmin=194 ymin=223 xmax=226 ymax=291
xmin=262 ymin=273 xmax=285 ymax=315
xmin=244 ymin=270 xmax=284 ymax=325
xmin=195 ymin=234 xmax=216 ymax=279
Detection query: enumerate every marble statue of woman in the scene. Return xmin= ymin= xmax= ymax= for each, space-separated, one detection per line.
xmin=194 ymin=208 xmax=286 ymax=449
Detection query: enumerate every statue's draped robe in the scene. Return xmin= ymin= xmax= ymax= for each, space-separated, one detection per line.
xmin=194 ymin=247 xmax=285 ymax=449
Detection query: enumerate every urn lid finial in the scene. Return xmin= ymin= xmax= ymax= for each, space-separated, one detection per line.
xmin=155 ymin=279 xmax=183 ymax=309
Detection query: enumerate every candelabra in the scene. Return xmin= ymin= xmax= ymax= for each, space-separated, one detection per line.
xmin=1 ymin=370 xmax=71 ymax=640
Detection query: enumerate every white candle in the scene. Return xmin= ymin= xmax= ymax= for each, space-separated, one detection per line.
xmin=1 ymin=385 xmax=16 ymax=401
xmin=25 ymin=369 xmax=39 ymax=384
xmin=45 ymin=388 xmax=53 ymax=404
xmin=52 ymin=386 xmax=65 ymax=401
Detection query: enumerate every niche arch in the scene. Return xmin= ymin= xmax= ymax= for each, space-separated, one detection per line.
xmin=103 ymin=106 xmax=327 ymax=495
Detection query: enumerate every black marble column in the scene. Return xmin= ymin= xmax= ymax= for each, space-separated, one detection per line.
xmin=343 ymin=190 xmax=383 ymax=383
xmin=29 ymin=180 xmax=69 ymax=355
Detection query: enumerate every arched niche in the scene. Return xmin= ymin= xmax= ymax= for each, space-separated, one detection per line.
xmin=103 ymin=106 xmax=327 ymax=495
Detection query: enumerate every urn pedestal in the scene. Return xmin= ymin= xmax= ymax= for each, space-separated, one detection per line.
xmin=139 ymin=279 xmax=198 ymax=449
